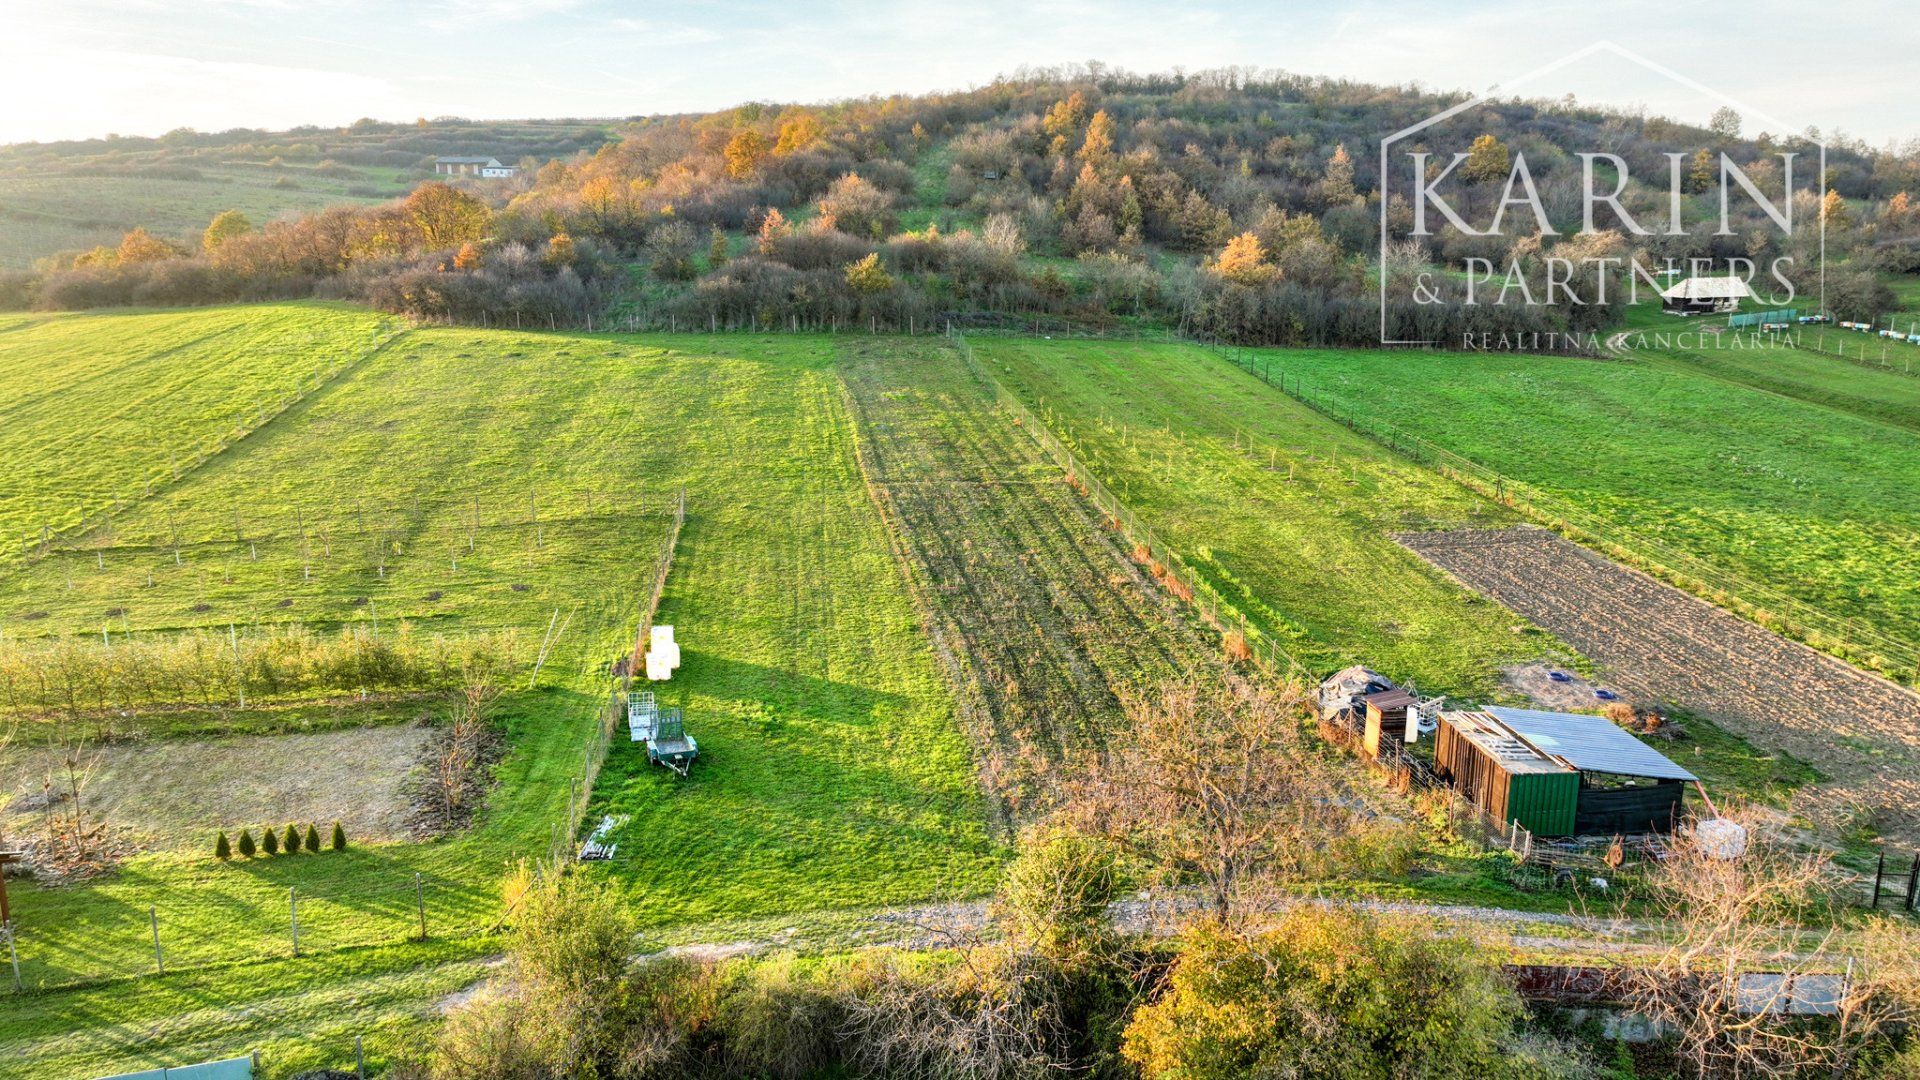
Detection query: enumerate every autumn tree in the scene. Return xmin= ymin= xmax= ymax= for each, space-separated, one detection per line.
xmin=774 ymin=113 xmax=822 ymax=154
xmin=116 ymin=228 xmax=177 ymax=264
xmin=1821 ymin=187 xmax=1853 ymax=230
xmin=844 ymin=252 xmax=894 ymax=294
xmin=724 ymin=129 xmax=770 ymax=178
xmin=452 ymin=242 xmax=482 ymax=271
xmin=1319 ymin=143 xmax=1360 ymax=205
xmin=404 ymin=182 xmax=492 ymax=251
xmin=1884 ymin=191 xmax=1917 ymax=234
xmin=1122 ymin=909 xmax=1553 ymax=1079
xmin=707 ymin=227 xmax=729 ymax=267
xmin=202 ymin=210 xmax=252 ymax=252
xmin=1043 ymin=91 xmax=1090 ymax=141
xmin=756 ymin=206 xmax=792 ymax=254
xmin=1688 ymin=148 xmax=1717 ymax=194
xmin=1462 ymin=134 xmax=1511 ymax=184
xmin=817 ymin=172 xmax=896 ymax=239
xmin=1211 ymin=232 xmax=1275 ymax=285
xmin=1078 ymin=110 xmax=1115 ymax=167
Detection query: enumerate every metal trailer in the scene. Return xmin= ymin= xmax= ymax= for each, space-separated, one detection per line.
xmin=646 ymin=708 xmax=698 ymax=776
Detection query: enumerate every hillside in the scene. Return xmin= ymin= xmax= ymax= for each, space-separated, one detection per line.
xmin=0 ymin=118 xmax=616 ymax=269
xmin=5 ymin=68 xmax=1917 ymax=350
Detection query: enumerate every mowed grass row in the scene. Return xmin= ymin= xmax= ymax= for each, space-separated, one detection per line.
xmin=969 ymin=337 xmax=1549 ymax=696
xmin=2 ymin=321 xmax=994 ymax=1012
xmin=0 ymin=303 xmax=397 ymax=565
xmin=1257 ymin=345 xmax=1920 ymax=655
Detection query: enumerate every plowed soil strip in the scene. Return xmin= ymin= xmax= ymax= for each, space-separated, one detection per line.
xmin=840 ymin=340 xmax=1217 ymax=817
xmin=1397 ymin=526 xmax=1920 ymax=839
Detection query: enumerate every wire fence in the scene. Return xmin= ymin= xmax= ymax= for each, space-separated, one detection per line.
xmin=1 ymin=490 xmax=688 ymax=996
xmin=545 ymin=486 xmax=685 ymax=871
xmin=1198 ymin=341 xmax=1920 ymax=687
xmin=1 ymin=871 xmax=491 ymax=993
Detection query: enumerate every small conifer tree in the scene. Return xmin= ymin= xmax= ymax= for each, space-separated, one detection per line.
xmin=216 ymin=830 xmax=232 ymax=860
xmin=262 ymin=827 xmax=280 ymax=855
xmin=306 ymin=823 xmax=322 ymax=852
xmin=331 ymin=821 xmax=348 ymax=851
xmin=284 ymin=823 xmax=302 ymax=854
xmin=238 ymin=829 xmax=257 ymax=857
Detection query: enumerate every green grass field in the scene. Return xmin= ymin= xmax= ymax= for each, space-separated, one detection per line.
xmin=0 ymin=304 xmax=398 ymax=568
xmin=0 ymin=167 xmax=409 ymax=269
xmin=969 ymin=336 xmax=1551 ymax=696
xmin=1615 ymin=301 xmax=1920 ymax=434
xmin=1247 ymin=344 xmax=1920 ymax=663
xmin=0 ymin=319 xmax=996 ymax=1077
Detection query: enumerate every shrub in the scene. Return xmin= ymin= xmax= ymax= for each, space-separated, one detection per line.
xmin=262 ymin=827 xmax=279 ymax=856
xmin=237 ymin=829 xmax=256 ymax=857
xmin=215 ymin=830 xmax=232 ymax=860
xmin=306 ymin=823 xmax=322 ymax=852
xmin=332 ymin=821 xmax=348 ymax=851
xmin=284 ymin=823 xmax=302 ymax=854
xmin=1122 ymin=908 xmax=1534 ymax=1079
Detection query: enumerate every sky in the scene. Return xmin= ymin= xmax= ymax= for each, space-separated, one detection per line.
xmin=2 ymin=0 xmax=1916 ymax=148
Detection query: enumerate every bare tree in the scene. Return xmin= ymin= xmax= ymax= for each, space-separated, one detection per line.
xmin=1624 ymin=806 xmax=1911 ymax=1078
xmin=1066 ymin=676 xmax=1360 ymax=927
xmin=427 ymin=659 xmax=506 ymax=830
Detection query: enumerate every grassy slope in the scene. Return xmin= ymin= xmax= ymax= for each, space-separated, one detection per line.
xmin=970 ymin=337 xmax=1548 ymax=695
xmin=1262 ymin=345 xmax=1920 ymax=653
xmin=0 ymin=168 xmax=407 ymax=269
xmin=0 ymin=304 xmax=397 ymax=568
xmin=1 ymin=323 xmax=992 ymax=1072
xmin=1616 ymin=301 xmax=1920 ymax=433
xmin=0 ymin=938 xmax=503 ymax=1080
xmin=586 ymin=334 xmax=999 ymax=927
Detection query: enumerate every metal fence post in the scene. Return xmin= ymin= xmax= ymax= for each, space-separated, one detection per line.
xmin=356 ymin=1034 xmax=367 ymax=1078
xmin=150 ymin=905 xmax=164 ymax=975
xmin=290 ymin=887 xmax=300 ymax=956
xmin=4 ymin=923 xmax=19 ymax=991
xmin=416 ymin=873 xmax=428 ymax=940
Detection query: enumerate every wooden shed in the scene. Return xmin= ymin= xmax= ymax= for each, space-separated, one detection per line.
xmin=1435 ymin=710 xmax=1580 ymax=836
xmin=1362 ymin=688 xmax=1417 ymax=759
xmin=1436 ymin=707 xmax=1695 ymax=837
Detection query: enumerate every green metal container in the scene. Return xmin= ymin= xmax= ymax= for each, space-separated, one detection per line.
xmin=1499 ymin=768 xmax=1579 ymax=837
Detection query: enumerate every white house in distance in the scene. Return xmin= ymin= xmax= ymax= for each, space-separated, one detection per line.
xmin=434 ymin=156 xmax=516 ymax=179
xmin=1660 ymin=275 xmax=1751 ymax=315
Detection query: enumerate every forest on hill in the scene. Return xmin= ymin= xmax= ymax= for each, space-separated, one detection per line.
xmin=2 ymin=65 xmax=1915 ymax=346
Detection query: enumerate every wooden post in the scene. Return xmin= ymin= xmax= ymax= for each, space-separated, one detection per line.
xmin=0 ymin=851 xmax=20 ymax=927
xmin=150 ymin=905 xmax=164 ymax=975
xmin=1871 ymin=850 xmax=1885 ymax=907
xmin=1906 ymin=853 xmax=1919 ymax=912
xmin=4 ymin=923 xmax=19 ymax=992
xmin=356 ymin=1035 xmax=366 ymax=1078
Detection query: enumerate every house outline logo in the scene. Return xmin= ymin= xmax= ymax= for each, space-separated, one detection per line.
xmin=1375 ymin=41 xmax=1827 ymax=345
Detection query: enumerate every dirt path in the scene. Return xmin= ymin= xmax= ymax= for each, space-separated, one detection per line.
xmin=1398 ymin=526 xmax=1920 ymax=840
xmin=1 ymin=723 xmax=431 ymax=853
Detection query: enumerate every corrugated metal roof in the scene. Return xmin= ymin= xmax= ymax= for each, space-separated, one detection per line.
xmin=1485 ymin=706 xmax=1697 ymax=781
xmin=1660 ymin=276 xmax=1752 ymax=300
